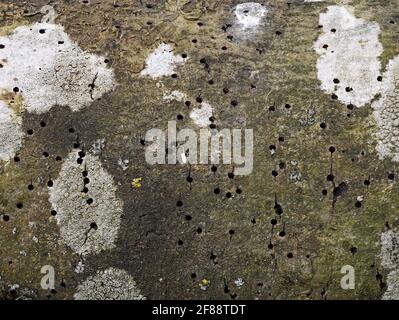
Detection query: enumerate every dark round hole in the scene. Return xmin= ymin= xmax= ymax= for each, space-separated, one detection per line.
xmin=185 ymin=100 xmax=191 ymax=107
xmin=329 ymin=146 xmax=336 ymax=153
xmin=90 ymin=222 xmax=97 ymax=230
xmin=69 ymin=128 xmax=75 ymax=133
xmin=377 ymin=76 xmax=383 ymax=82
xmin=322 ymin=189 xmax=328 ymax=195
xmin=186 ymin=176 xmax=193 ymax=183
xmin=214 ymin=187 xmax=220 ymax=194
xmin=82 ymin=170 xmax=88 ymax=177
xmin=388 ymin=173 xmax=395 ymax=180
xmin=223 ymin=88 xmax=229 ymax=94
xmin=51 ymin=210 xmax=57 ymax=216
xmin=327 ymin=174 xmax=334 ymax=182
xmin=364 ymin=179 xmax=370 ymax=186
xmin=228 ymin=172 xmax=235 ymax=179
xmin=190 ymin=273 xmax=196 ymax=279
xmin=43 ymin=151 xmax=49 ymax=157
xmin=177 ymin=114 xmax=184 ymax=120
xmin=28 ymin=184 xmax=34 ymax=191
xmin=47 ymin=180 xmax=53 ymax=187
xmin=177 ymin=200 xmax=183 ymax=207
xmin=84 ymin=178 xmax=90 ymax=184
xmin=87 ymin=198 xmax=93 ymax=205
xmin=211 ymin=165 xmax=217 ymax=172
xmin=39 ymin=29 xmax=46 ymax=34
xmin=272 ymin=170 xmax=278 ymax=177
xmin=2 ymin=215 xmax=10 ymax=222
xmin=279 ymin=231 xmax=286 ymax=237
xmin=228 ymin=229 xmax=235 ymax=235
xmin=16 ymin=203 xmax=23 ymax=209
xmin=285 ymin=104 xmax=291 ymax=109
xmin=27 ymin=129 xmax=33 ymax=135
xmin=82 ymin=187 xmax=89 ymax=193
xmin=185 ymin=215 xmax=192 ymax=221
xmin=320 ymin=122 xmax=327 ymax=129
xmin=270 ymin=218 xmax=277 ymax=225
xmin=78 ymin=151 xmax=85 ymax=158
xmin=287 ymin=252 xmax=293 ymax=258
xmin=226 ymin=192 xmax=232 ymax=198
xmin=40 ymin=121 xmax=46 ymax=127
xmin=196 ymin=227 xmax=202 ymax=234
xmin=181 ymin=53 xmax=187 ymax=58
xmin=178 ymin=239 xmax=183 ymax=245
xmin=196 ymin=97 xmax=203 ymax=103
xmin=231 ymin=100 xmax=238 ymax=107
xmin=171 ymin=73 xmax=178 ymax=79
xmin=236 ymin=188 xmax=242 ymax=194
xmin=355 ymin=201 xmax=362 ymax=208
xmin=14 ymin=156 xmax=20 ymax=162
xmin=13 ymin=87 xmax=20 ymax=93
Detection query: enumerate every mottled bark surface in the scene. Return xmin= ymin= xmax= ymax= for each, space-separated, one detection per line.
xmin=1 ymin=0 xmax=399 ymax=300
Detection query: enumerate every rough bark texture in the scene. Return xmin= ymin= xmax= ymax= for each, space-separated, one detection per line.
xmin=1 ymin=0 xmax=399 ymax=300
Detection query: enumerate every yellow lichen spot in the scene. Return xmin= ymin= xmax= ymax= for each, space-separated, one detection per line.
xmin=199 ymin=279 xmax=210 ymax=287
xmin=131 ymin=178 xmax=143 ymax=188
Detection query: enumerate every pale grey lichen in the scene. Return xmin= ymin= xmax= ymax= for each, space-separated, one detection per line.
xmin=140 ymin=43 xmax=186 ymax=79
xmin=382 ymin=269 xmax=399 ymax=300
xmin=371 ymin=56 xmax=399 ymax=161
xmin=0 ymin=22 xmax=115 ymax=114
xmin=74 ymin=267 xmax=146 ymax=300
xmin=0 ymin=100 xmax=23 ymax=161
xmin=234 ymin=2 xmax=268 ymax=29
xmin=314 ymin=5 xmax=382 ymax=107
xmin=49 ymin=149 xmax=123 ymax=256
xmin=380 ymin=229 xmax=399 ymax=270
xmin=189 ymin=101 xmax=213 ymax=128
xmin=380 ymin=229 xmax=399 ymax=299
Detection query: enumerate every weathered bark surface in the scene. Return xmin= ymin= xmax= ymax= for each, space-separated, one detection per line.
xmin=0 ymin=0 xmax=399 ymax=300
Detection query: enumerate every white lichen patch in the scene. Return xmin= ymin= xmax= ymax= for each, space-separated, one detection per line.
xmin=371 ymin=56 xmax=399 ymax=161
xmin=189 ymin=101 xmax=213 ymax=128
xmin=49 ymin=149 xmax=123 ymax=256
xmin=380 ymin=229 xmax=399 ymax=299
xmin=380 ymin=229 xmax=399 ymax=270
xmin=234 ymin=3 xmax=268 ymax=29
xmin=140 ymin=43 xmax=186 ymax=79
xmin=314 ymin=5 xmax=382 ymax=107
xmin=0 ymin=22 xmax=115 ymax=114
xmin=0 ymin=100 xmax=23 ymax=161
xmin=74 ymin=267 xmax=146 ymax=300
xmin=163 ymin=90 xmax=187 ymax=102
